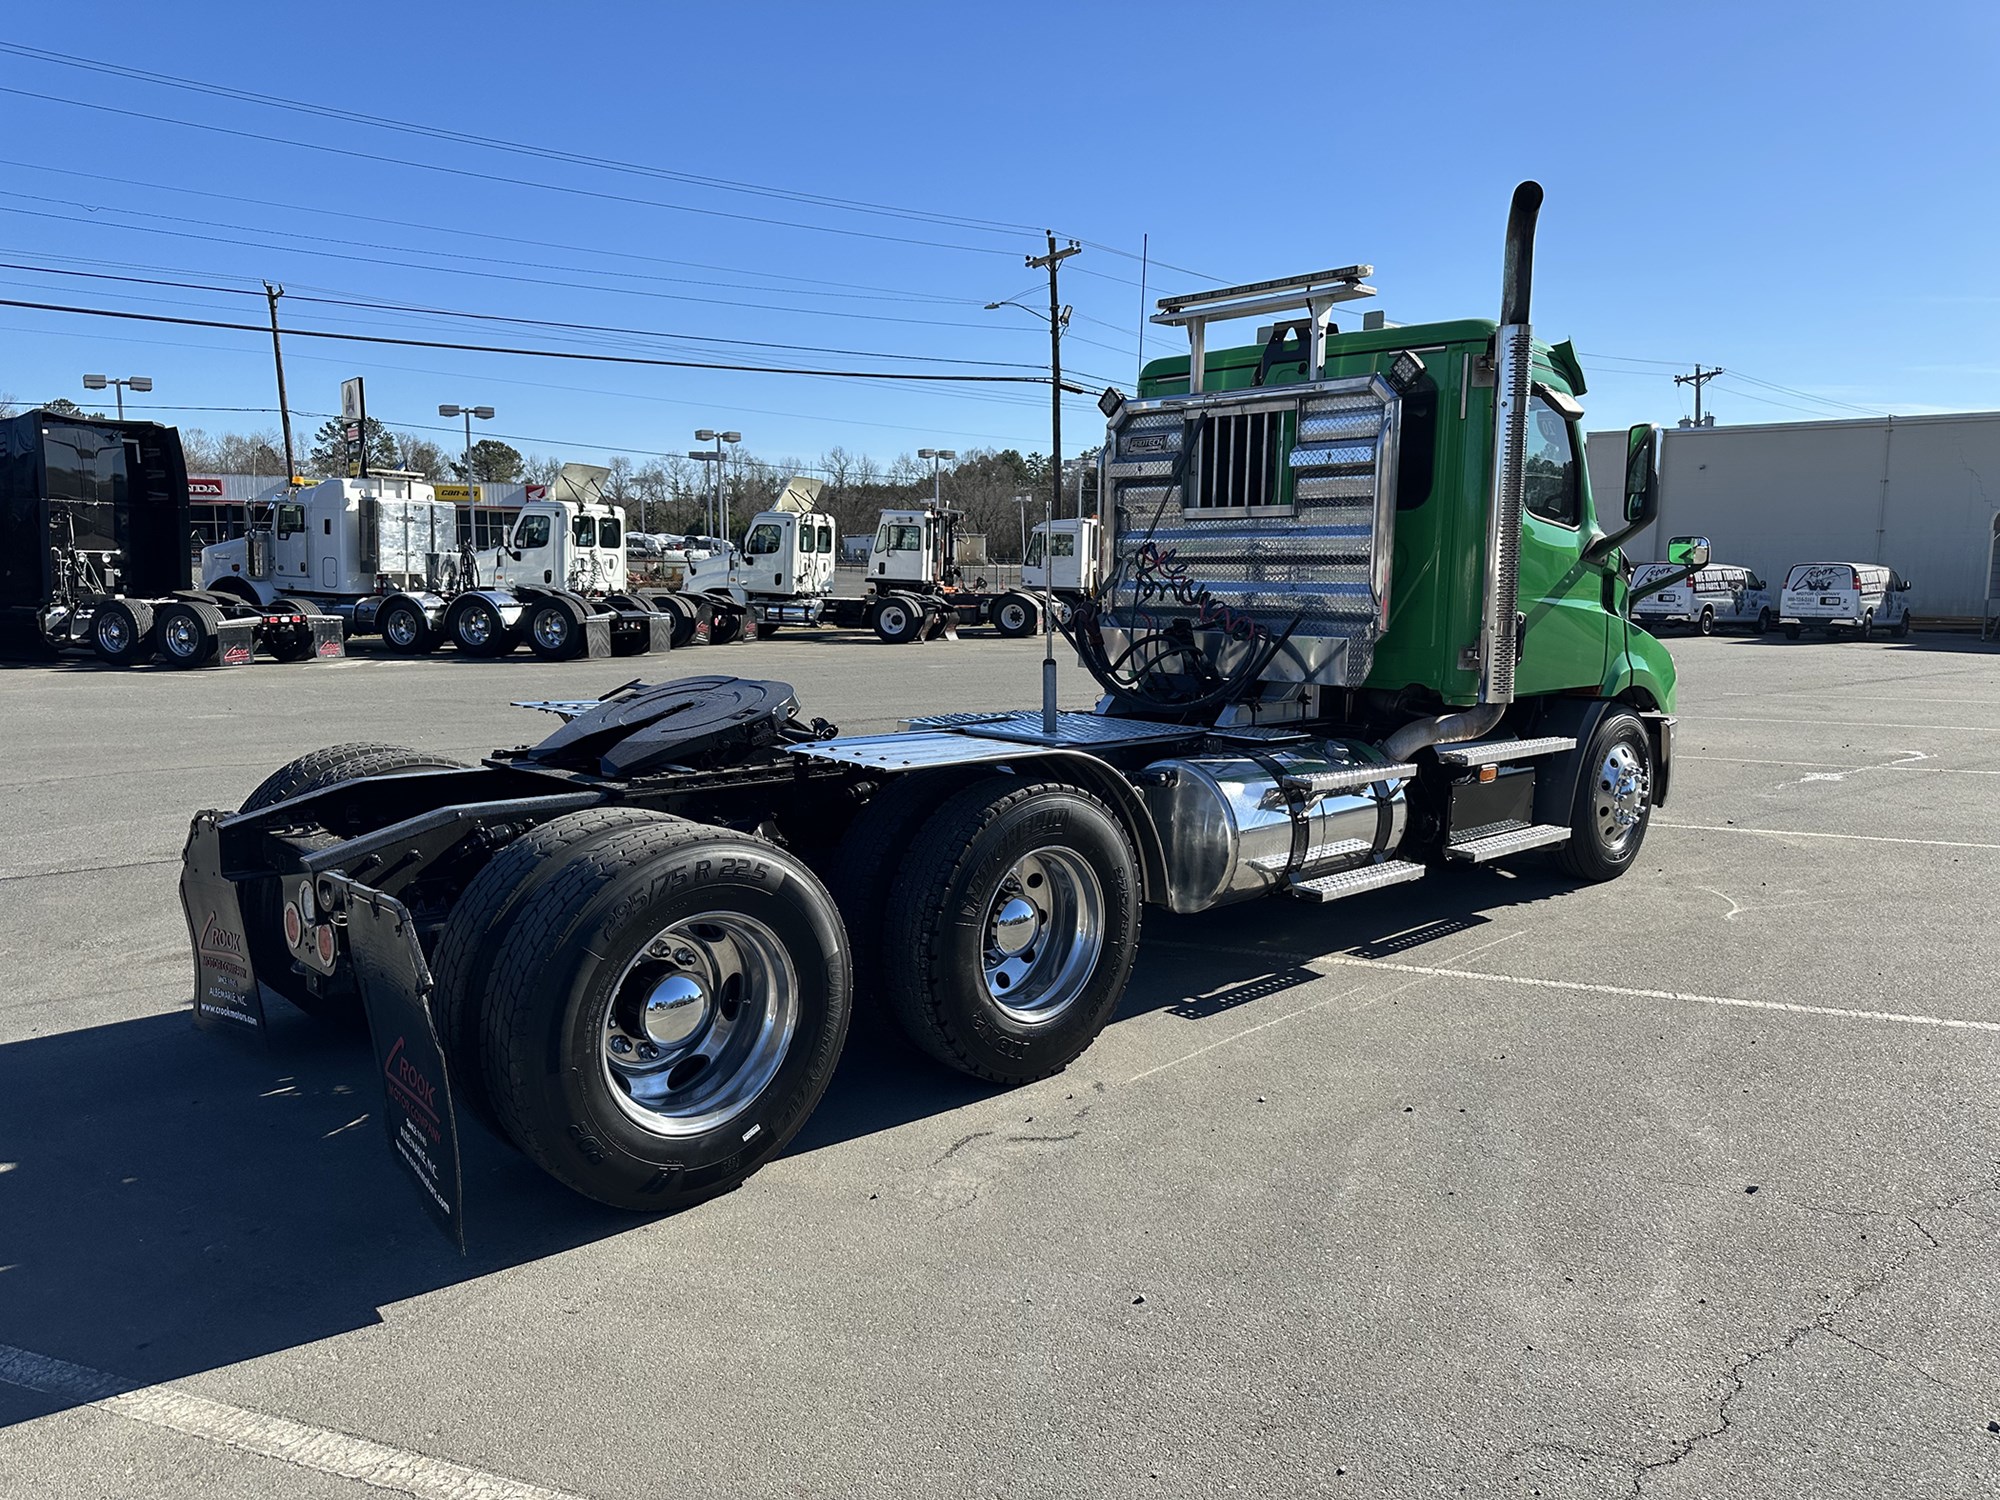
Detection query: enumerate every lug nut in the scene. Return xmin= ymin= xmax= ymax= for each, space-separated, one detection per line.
xmin=609 ymin=1035 xmax=634 ymax=1055
xmin=636 ymin=1041 xmax=660 ymax=1061
xmin=672 ymin=947 xmax=697 ymax=967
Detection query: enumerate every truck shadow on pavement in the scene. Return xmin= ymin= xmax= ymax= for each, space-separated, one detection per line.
xmin=0 ymin=861 xmax=1564 ymax=1423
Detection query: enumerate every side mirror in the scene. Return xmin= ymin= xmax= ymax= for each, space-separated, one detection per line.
xmin=1623 ymin=422 xmax=1660 ymax=526
xmin=1666 ymin=535 xmax=1711 ymax=570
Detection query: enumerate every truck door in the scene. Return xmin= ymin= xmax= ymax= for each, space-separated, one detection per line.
xmin=744 ymin=518 xmax=787 ymax=592
xmin=1514 ymin=393 xmax=1609 ymax=694
xmin=508 ymin=509 xmax=556 ymax=585
xmin=274 ymin=501 xmax=310 ymax=586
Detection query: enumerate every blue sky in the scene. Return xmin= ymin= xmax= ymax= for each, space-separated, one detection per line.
xmin=2 ymin=0 xmax=1996 ymax=472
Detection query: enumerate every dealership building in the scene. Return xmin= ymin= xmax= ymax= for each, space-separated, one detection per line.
xmin=1585 ymin=409 xmax=2000 ymax=623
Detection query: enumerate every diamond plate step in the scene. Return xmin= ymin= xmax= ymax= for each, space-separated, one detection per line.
xmin=1286 ymin=859 xmax=1428 ymax=902
xmin=1433 ymin=735 xmax=1576 ymax=766
xmin=1443 ymin=821 xmax=1571 ymax=863
xmin=1271 ymin=761 xmax=1416 ymax=801
xmin=1251 ymin=837 xmax=1373 ymax=875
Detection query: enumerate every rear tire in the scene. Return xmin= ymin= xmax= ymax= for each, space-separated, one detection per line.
xmin=479 ymin=821 xmax=851 ymax=1210
xmin=1784 ymin=622 xmax=1801 ymax=640
xmin=1859 ymin=609 xmax=1874 ymax=641
xmin=1554 ymin=710 xmax=1652 ymax=883
xmin=430 ymin=806 xmax=675 ymax=1136
xmin=992 ymin=593 xmax=1040 ymax=638
xmin=884 ymin=778 xmax=1139 ymax=1084
xmin=91 ymin=599 xmax=154 ymax=666
xmin=154 ymin=600 xmax=221 ymax=669
xmin=448 ymin=596 xmax=511 ymax=657
xmin=708 ymin=607 xmax=743 ymax=645
xmin=239 ymin=744 xmax=469 ymax=1024
xmin=264 ymin=597 xmax=316 ymax=663
xmin=377 ymin=599 xmax=436 ymax=655
xmin=872 ymin=595 xmax=923 ymax=644
xmin=525 ymin=598 xmax=586 ymax=661
xmin=1697 ymin=606 xmax=1714 ymax=636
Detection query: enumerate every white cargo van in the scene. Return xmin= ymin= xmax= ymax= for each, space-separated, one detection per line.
xmin=1778 ymin=562 xmax=1913 ymax=639
xmin=1631 ymin=562 xmax=1772 ymax=635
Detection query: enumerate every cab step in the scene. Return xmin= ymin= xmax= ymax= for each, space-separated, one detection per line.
xmin=1286 ymin=859 xmax=1427 ymax=902
xmin=1273 ymin=760 xmax=1417 ymax=800
xmin=1433 ymin=735 xmax=1576 ymax=766
xmin=1442 ymin=820 xmax=1571 ymax=862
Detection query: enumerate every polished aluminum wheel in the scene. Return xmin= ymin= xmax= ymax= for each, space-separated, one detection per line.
xmin=160 ymin=612 xmax=201 ymax=658
xmin=600 ymin=913 xmax=799 ymax=1137
xmin=457 ymin=605 xmax=496 ymax=648
xmin=95 ymin=612 xmax=130 ymax=654
xmin=383 ymin=608 xmax=421 ymax=648
xmin=979 ymin=848 xmax=1105 ymax=1024
xmin=1592 ymin=739 xmax=1649 ymax=854
xmin=532 ymin=607 xmax=571 ymax=652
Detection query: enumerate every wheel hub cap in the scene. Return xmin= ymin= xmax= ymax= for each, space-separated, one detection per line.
xmin=535 ymin=612 xmax=567 ymax=648
xmin=641 ymin=974 xmax=710 ymax=1047
xmin=386 ymin=613 xmax=416 ymax=645
xmin=462 ymin=610 xmax=491 ymax=644
xmin=1593 ymin=742 xmax=1650 ymax=848
xmin=979 ymin=849 xmax=1105 ymax=1024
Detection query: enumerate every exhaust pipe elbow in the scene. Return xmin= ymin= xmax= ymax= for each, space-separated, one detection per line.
xmin=1500 ymin=181 xmax=1544 ymax=328
xmin=1381 ymin=700 xmax=1505 ymax=763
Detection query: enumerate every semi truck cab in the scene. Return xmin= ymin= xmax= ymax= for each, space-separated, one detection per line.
xmin=485 ymin=499 xmax=626 ymax=593
xmin=1023 ymin=517 xmax=1101 ymax=593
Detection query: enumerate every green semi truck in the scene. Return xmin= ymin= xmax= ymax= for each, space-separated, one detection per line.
xmin=179 ymin=181 xmax=1683 ymax=1241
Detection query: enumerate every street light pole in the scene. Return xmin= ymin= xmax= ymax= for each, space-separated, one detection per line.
xmin=692 ymin=429 xmax=741 ymax=541
xmin=438 ymin=403 xmax=495 ymax=509
xmin=82 ymin=374 xmax=151 ymax=421
xmin=916 ymin=447 xmax=957 ymax=509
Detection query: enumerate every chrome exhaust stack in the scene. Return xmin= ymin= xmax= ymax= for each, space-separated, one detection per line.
xmin=1384 ymin=181 xmax=1542 ymax=762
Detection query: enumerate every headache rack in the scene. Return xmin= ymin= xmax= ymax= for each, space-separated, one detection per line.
xmin=1097 ymin=264 xmax=1411 ymax=691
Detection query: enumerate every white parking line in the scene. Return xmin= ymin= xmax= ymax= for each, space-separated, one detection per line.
xmin=0 ymin=1342 xmax=591 ymax=1500
xmin=1656 ymin=821 xmax=2000 ymax=851
xmin=1148 ymin=942 xmax=2000 ymax=1035
xmin=1686 ymin=715 xmax=2000 ymax=733
xmin=1682 ymin=754 xmax=2000 ymax=777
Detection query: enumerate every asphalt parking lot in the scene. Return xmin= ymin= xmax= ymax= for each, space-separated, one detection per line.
xmin=2 ymin=627 xmax=1997 ymax=1499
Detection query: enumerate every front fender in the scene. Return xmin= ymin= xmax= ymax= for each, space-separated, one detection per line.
xmin=1603 ymin=626 xmax=1677 ymax=713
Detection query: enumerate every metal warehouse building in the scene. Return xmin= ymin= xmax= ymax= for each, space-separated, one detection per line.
xmin=1585 ymin=410 xmax=2000 ymax=623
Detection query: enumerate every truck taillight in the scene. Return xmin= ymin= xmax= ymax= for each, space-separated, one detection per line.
xmin=1850 ymin=567 xmax=1861 ymax=590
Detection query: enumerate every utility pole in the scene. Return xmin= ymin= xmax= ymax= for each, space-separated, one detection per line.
xmin=1025 ymin=231 xmax=1079 ymax=736
xmin=264 ymin=283 xmax=296 ymax=483
xmin=1674 ymin=364 xmax=1724 ymax=427
xmin=1027 ymin=232 xmax=1081 ymax=521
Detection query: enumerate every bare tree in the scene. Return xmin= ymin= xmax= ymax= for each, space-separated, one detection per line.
xmin=393 ymin=432 xmax=451 ymax=478
xmin=521 ymin=452 xmax=564 ymax=486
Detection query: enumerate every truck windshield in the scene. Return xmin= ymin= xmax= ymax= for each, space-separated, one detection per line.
xmin=745 ymin=522 xmax=783 ymax=556
xmin=513 ymin=514 xmax=551 ymax=549
xmin=1024 ymin=531 xmax=1044 ymax=566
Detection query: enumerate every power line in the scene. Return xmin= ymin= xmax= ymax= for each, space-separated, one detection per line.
xmin=0 ymin=198 xmax=1031 ymax=332
xmin=0 ymin=258 xmax=1049 ymax=369
xmin=0 ymin=84 xmax=1034 ymax=262
xmin=0 ymin=43 xmax=1044 ymax=241
xmin=0 ymin=295 xmax=1087 ymax=386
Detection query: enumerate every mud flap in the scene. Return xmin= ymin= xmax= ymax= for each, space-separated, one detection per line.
xmin=325 ymin=875 xmax=467 ymax=1252
xmin=214 ymin=616 xmax=259 ymax=667
xmin=581 ymin=615 xmax=613 ymax=658
xmin=180 ymin=811 xmax=267 ymax=1035
xmin=309 ymin=614 xmax=346 ymax=659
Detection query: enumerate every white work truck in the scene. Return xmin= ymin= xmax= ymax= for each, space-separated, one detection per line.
xmin=203 ymin=465 xmax=677 ymax=660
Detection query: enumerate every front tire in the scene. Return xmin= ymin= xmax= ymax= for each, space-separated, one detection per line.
xmin=885 ymin=778 xmax=1139 ymax=1084
xmin=1895 ymin=611 xmax=1913 ymax=639
xmin=1756 ymin=608 xmax=1772 ymax=635
xmin=479 ymin=821 xmax=851 ymax=1210
xmin=1784 ymin=622 xmax=1801 ymax=640
xmin=1554 ymin=710 xmax=1653 ymax=883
